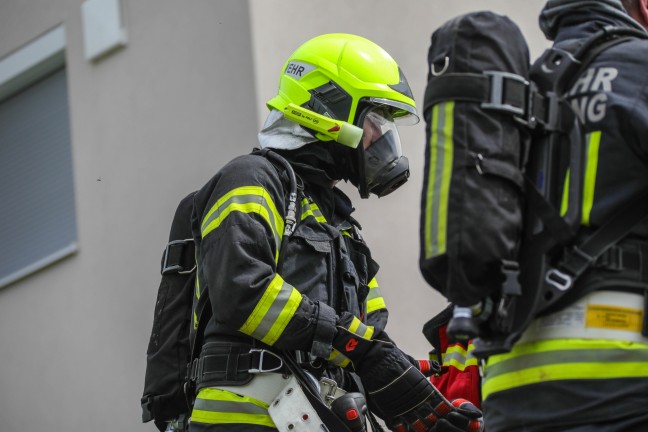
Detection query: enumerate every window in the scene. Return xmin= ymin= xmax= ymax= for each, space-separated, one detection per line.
xmin=0 ymin=26 xmax=77 ymax=288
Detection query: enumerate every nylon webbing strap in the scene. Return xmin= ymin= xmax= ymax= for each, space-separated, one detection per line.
xmin=190 ymin=347 xmax=288 ymax=388
xmin=559 ymin=192 xmax=648 ymax=280
xmin=524 ymin=177 xmax=576 ymax=246
xmin=424 ymin=73 xmax=492 ymax=108
xmin=423 ymin=71 xmax=547 ymax=128
xmin=425 ymin=72 xmax=526 ymax=110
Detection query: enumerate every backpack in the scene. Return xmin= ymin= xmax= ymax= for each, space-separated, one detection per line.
xmin=419 ymin=10 xmax=648 ymax=359
xmin=141 ymin=191 xmax=197 ymax=432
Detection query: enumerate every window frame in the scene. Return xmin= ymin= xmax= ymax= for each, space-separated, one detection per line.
xmin=0 ymin=25 xmax=78 ymax=289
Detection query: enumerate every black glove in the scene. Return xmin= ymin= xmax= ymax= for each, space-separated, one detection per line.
xmin=331 ymin=313 xmax=484 ymax=431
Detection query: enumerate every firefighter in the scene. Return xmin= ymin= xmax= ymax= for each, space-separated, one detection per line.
xmin=481 ymin=1 xmax=648 ymax=431
xmin=186 ymin=33 xmax=483 ymax=432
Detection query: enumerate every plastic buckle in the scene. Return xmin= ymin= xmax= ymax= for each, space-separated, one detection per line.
xmin=249 ymin=349 xmax=284 ymax=374
xmin=161 ymin=239 xmax=196 ymax=275
xmin=501 ymin=260 xmax=521 ymax=296
xmin=545 ymin=268 xmax=573 ymax=292
xmin=596 ymin=247 xmax=624 ymax=271
xmin=481 ymin=70 xmax=529 ymax=119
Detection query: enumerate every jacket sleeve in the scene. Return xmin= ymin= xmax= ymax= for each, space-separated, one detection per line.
xmin=365 ymin=277 xmax=388 ymax=333
xmin=195 ymin=156 xmax=321 ymax=352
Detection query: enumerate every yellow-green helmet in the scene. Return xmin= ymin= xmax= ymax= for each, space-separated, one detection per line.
xmin=267 ymin=33 xmax=419 ymax=148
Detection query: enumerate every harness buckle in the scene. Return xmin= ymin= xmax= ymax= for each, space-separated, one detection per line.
xmin=249 ymin=349 xmax=284 ymax=374
xmin=545 ymin=268 xmax=573 ymax=292
xmin=161 ymin=239 xmax=196 ymax=275
xmin=595 ymin=246 xmax=624 ymax=271
xmin=481 ymin=70 xmax=530 ymax=122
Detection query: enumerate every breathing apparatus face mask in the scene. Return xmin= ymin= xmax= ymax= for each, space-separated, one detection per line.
xmin=355 ymin=106 xmax=410 ymax=198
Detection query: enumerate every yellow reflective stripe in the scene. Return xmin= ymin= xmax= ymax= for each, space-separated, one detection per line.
xmin=192 ymin=388 xmax=274 ymax=427
xmin=560 ymin=169 xmax=570 ymax=217
xmin=424 ymin=101 xmax=454 ymax=258
xmin=559 ymin=132 xmax=601 ymax=224
xmin=239 ymin=274 xmax=302 ymax=346
xmin=301 ymin=198 xmax=327 ymax=223
xmin=367 ymin=297 xmax=386 ymax=313
xmin=482 ymin=339 xmax=648 ymax=400
xmin=201 ymin=186 xmax=284 ymax=259
xmin=328 ymin=349 xmax=352 ymax=368
xmin=348 ymin=317 xmax=374 ymax=340
xmin=441 ymin=343 xmax=478 ymax=371
xmin=581 ymin=131 xmax=601 ymax=225
xmin=366 ymin=278 xmax=386 ymax=312
xmin=444 ymin=357 xmax=480 ymax=371
xmin=194 ymin=273 xmax=201 ymax=330
xmin=484 ymin=361 xmax=648 ymax=400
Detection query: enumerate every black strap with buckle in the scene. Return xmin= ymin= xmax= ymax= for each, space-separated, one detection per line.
xmin=540 ymin=193 xmax=648 ymax=315
xmin=423 ymin=70 xmax=547 ymax=128
xmin=188 ymin=346 xmax=288 ymax=390
xmin=161 ymin=238 xmax=196 ymax=275
xmin=595 ymin=242 xmax=647 ymax=278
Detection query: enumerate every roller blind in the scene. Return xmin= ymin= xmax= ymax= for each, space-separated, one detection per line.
xmin=0 ymin=67 xmax=77 ymax=288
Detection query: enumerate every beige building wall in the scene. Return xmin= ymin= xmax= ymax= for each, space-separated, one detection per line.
xmin=0 ymin=1 xmax=547 ymax=431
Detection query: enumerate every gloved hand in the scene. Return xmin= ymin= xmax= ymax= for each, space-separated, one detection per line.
xmin=330 ymin=312 xmax=483 ymax=432
xmin=391 ymin=398 xmax=483 ymax=432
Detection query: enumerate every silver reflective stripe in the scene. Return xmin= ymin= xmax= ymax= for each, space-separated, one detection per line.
xmin=193 ymin=398 xmax=269 ymax=415
xmin=482 ymin=339 xmax=648 ymax=399
xmin=485 ymin=346 xmax=648 ymax=378
xmin=251 ymin=280 xmax=297 ymax=339
xmin=424 ymin=101 xmax=454 ymax=258
xmin=301 ymin=198 xmax=327 ymax=222
xmin=239 ymin=275 xmax=302 ymax=346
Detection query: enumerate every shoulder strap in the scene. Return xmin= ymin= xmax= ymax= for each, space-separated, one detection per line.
xmin=546 ymin=192 xmax=648 ymax=293
xmin=568 ymin=26 xmax=646 ymax=91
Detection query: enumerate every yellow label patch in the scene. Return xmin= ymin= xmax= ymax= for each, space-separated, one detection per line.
xmin=586 ymin=304 xmax=643 ymax=332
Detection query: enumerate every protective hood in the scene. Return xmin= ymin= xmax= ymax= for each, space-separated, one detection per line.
xmin=258 ymin=109 xmax=318 ymax=151
xmin=257 ymin=110 xmax=354 ymax=186
xmin=540 ymin=0 xmax=645 ymax=40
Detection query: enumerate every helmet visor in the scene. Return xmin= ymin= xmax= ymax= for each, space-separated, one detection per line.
xmin=368 ymin=97 xmax=419 ymax=126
